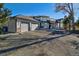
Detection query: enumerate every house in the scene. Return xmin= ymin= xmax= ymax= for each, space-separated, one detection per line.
xmin=4 ymin=15 xmax=39 ymax=33
xmin=32 ymin=16 xmax=51 ymax=29
xmin=2 ymin=15 xmax=56 ymax=33
xmin=55 ymin=18 xmax=64 ymax=29
xmin=33 ymin=16 xmax=55 ymax=29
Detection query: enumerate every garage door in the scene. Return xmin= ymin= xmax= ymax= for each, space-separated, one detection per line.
xmin=21 ymin=22 xmax=28 ymax=32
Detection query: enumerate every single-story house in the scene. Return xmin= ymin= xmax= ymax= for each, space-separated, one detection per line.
xmin=4 ymin=15 xmax=39 ymax=33
xmin=2 ymin=15 xmax=56 ymax=33
xmin=55 ymin=18 xmax=64 ymax=29
xmin=32 ymin=16 xmax=50 ymax=29
xmin=32 ymin=16 xmax=55 ymax=29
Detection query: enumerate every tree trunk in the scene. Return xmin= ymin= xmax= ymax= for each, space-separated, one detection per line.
xmin=71 ymin=3 xmax=75 ymax=32
xmin=69 ymin=20 xmax=71 ymax=31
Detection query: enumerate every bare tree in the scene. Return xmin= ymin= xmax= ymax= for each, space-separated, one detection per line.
xmin=55 ymin=3 xmax=75 ymax=32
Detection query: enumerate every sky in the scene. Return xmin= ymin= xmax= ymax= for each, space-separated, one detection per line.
xmin=4 ymin=3 xmax=79 ymax=20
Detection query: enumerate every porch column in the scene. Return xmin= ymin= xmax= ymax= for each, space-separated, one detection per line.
xmin=28 ymin=22 xmax=31 ymax=31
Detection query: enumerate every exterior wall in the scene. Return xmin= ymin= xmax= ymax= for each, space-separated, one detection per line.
xmin=31 ymin=23 xmax=38 ymax=31
xmin=42 ymin=23 xmax=49 ymax=29
xmin=16 ymin=20 xmax=21 ymax=32
xmin=16 ymin=19 xmax=29 ymax=32
xmin=8 ymin=19 xmax=16 ymax=32
xmin=8 ymin=18 xmax=38 ymax=33
xmin=16 ymin=19 xmax=38 ymax=32
xmin=39 ymin=21 xmax=49 ymax=29
xmin=60 ymin=20 xmax=64 ymax=29
xmin=20 ymin=22 xmax=29 ymax=32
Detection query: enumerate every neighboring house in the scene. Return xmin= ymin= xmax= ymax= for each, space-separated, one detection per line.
xmin=55 ymin=18 xmax=64 ymax=29
xmin=4 ymin=15 xmax=39 ymax=33
xmin=32 ymin=16 xmax=51 ymax=29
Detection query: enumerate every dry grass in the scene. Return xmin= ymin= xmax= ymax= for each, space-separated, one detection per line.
xmin=23 ymin=30 xmax=51 ymax=37
xmin=0 ymin=30 xmax=51 ymax=52
xmin=1 ymin=30 xmax=79 ymax=56
xmin=3 ymin=34 xmax=79 ymax=56
xmin=17 ymin=30 xmax=51 ymax=39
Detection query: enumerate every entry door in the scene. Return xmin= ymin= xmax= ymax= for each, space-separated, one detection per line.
xmin=21 ymin=22 xmax=28 ymax=32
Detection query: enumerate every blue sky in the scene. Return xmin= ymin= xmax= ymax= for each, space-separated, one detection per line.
xmin=4 ymin=3 xmax=79 ymax=20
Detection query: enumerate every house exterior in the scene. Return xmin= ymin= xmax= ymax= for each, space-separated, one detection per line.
xmin=32 ymin=16 xmax=51 ymax=29
xmin=5 ymin=15 xmax=39 ymax=33
xmin=2 ymin=15 xmax=56 ymax=33
xmin=55 ymin=18 xmax=64 ymax=29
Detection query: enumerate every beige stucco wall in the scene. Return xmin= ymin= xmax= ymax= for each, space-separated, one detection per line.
xmin=16 ymin=20 xmax=21 ymax=32
xmin=16 ymin=18 xmax=39 ymax=32
xmin=31 ymin=23 xmax=38 ymax=31
xmin=7 ymin=18 xmax=38 ymax=33
xmin=20 ymin=22 xmax=29 ymax=32
xmin=16 ymin=19 xmax=29 ymax=32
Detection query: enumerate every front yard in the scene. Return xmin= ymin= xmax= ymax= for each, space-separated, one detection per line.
xmin=0 ymin=30 xmax=51 ymax=51
xmin=1 ymin=34 xmax=79 ymax=56
xmin=0 ymin=30 xmax=79 ymax=56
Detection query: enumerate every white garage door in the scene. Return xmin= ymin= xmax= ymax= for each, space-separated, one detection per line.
xmin=21 ymin=23 xmax=28 ymax=32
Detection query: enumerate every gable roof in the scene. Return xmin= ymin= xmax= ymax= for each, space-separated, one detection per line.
xmin=10 ymin=15 xmax=39 ymax=23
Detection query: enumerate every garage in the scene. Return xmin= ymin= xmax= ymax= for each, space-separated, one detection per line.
xmin=21 ymin=22 xmax=29 ymax=32
xmin=8 ymin=15 xmax=39 ymax=33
